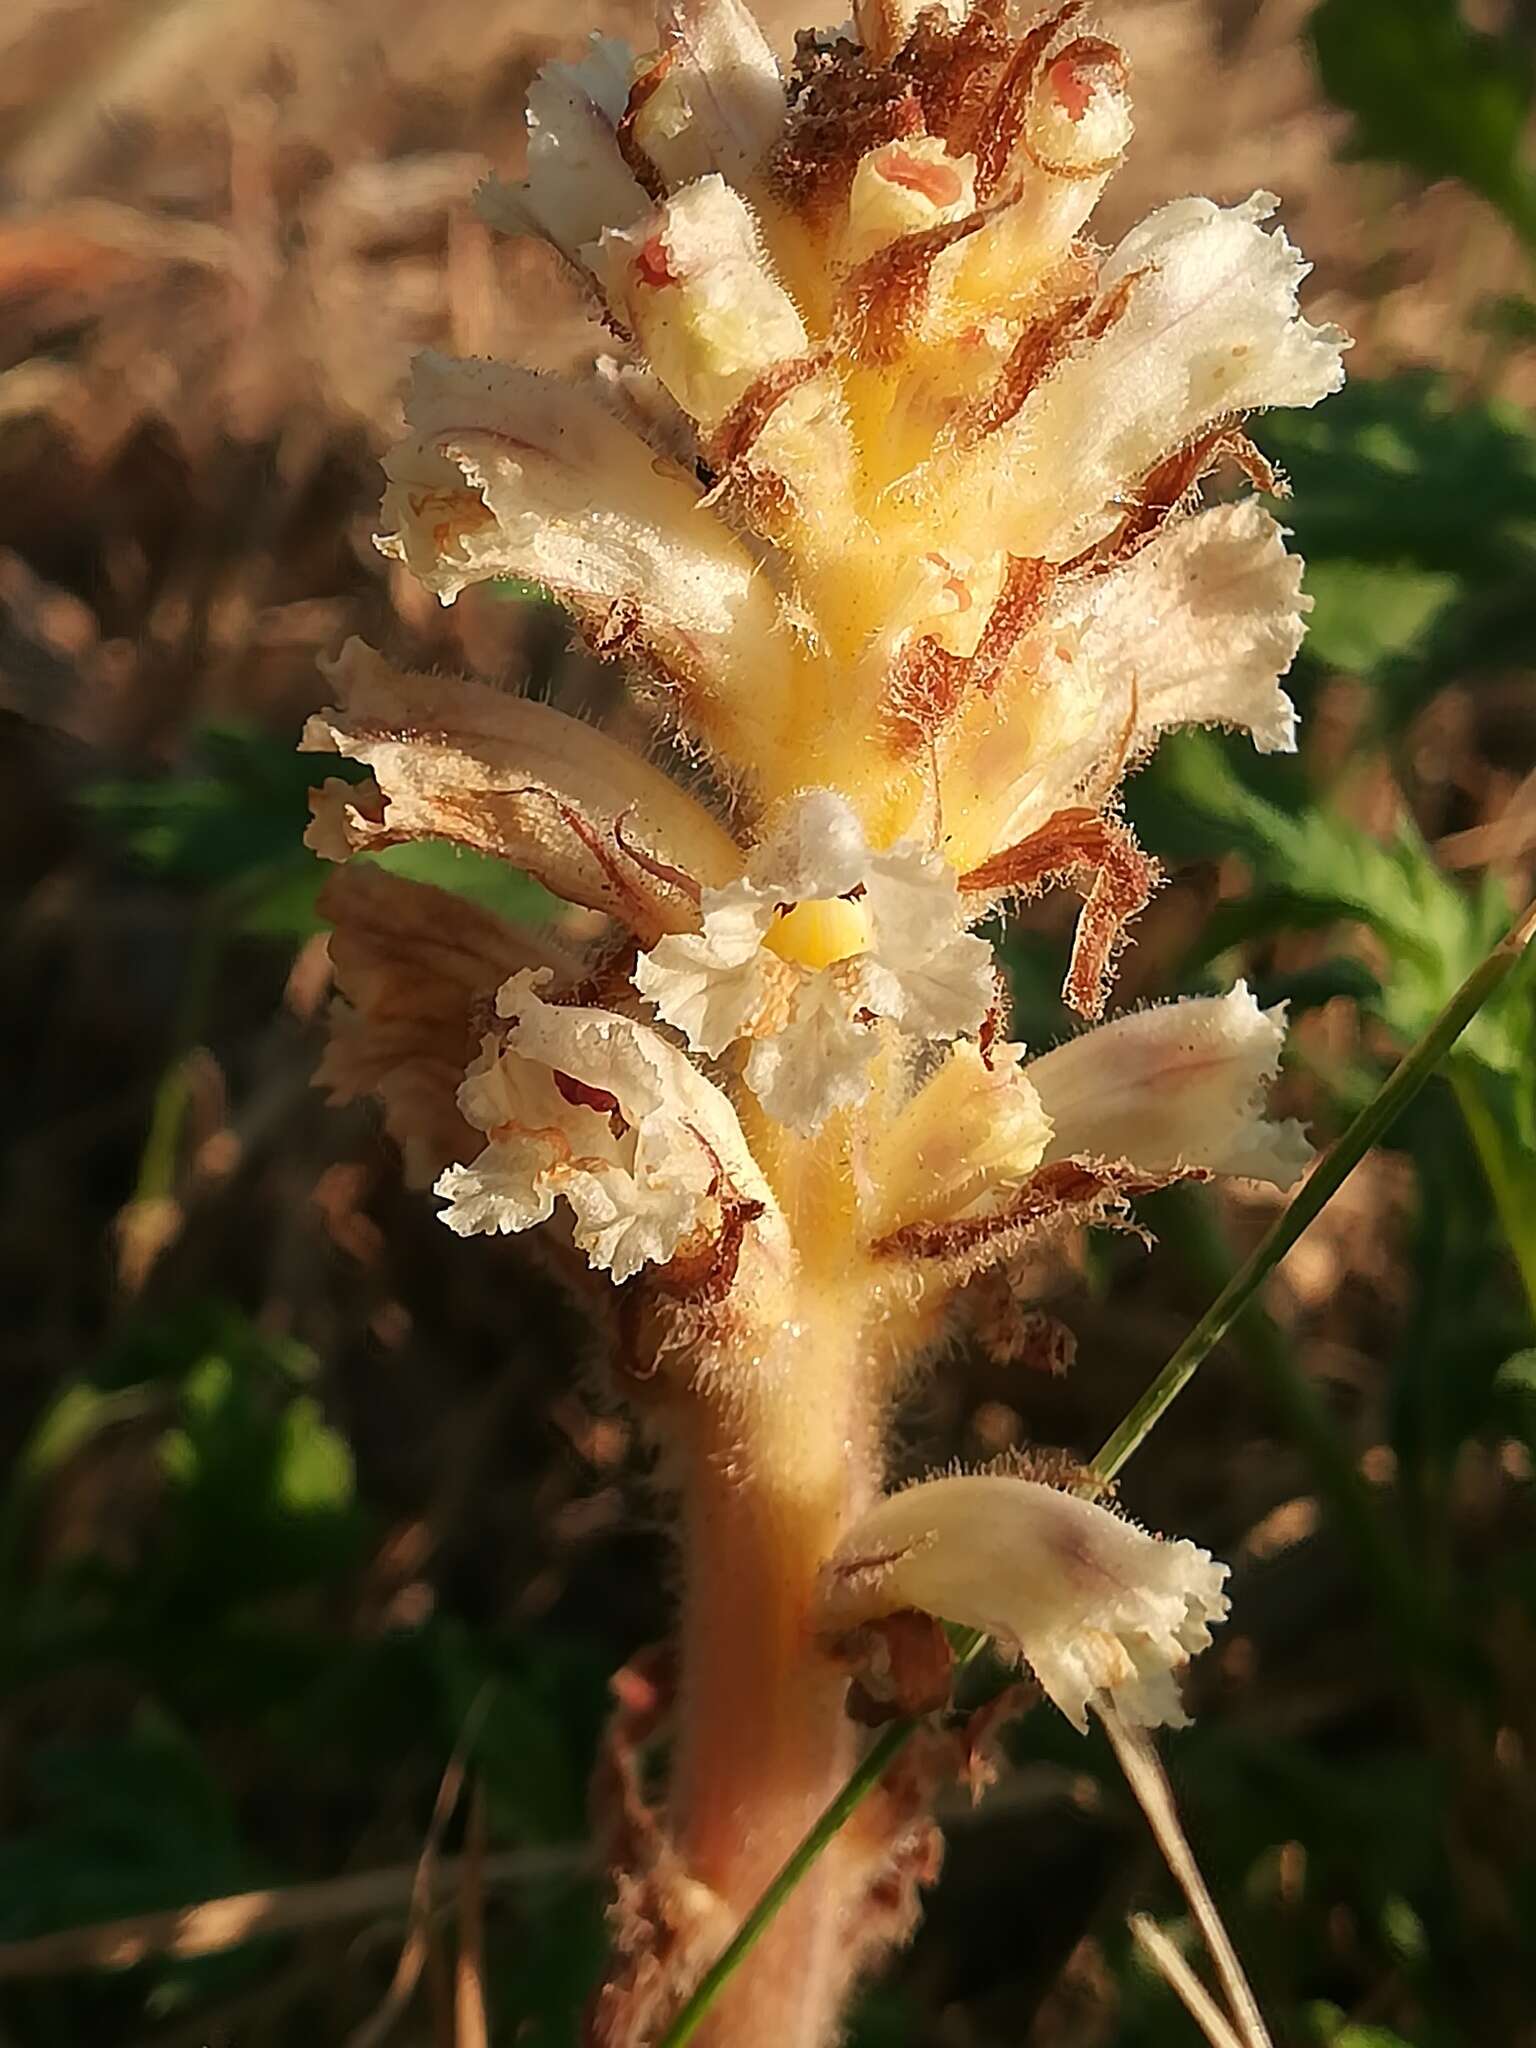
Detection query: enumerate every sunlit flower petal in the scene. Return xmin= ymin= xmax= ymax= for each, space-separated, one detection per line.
xmin=596 ymin=176 xmax=810 ymax=432
xmin=951 ymin=193 xmax=1348 ymax=562
xmin=1027 ymin=981 xmax=1312 ymax=1188
xmin=943 ymin=499 xmax=1308 ymax=865
xmin=317 ymin=862 xmax=575 ymax=1185
xmin=842 ymin=137 xmax=978 ymax=271
xmin=820 ymin=1472 xmax=1230 ymax=1731
xmin=627 ymin=0 xmax=786 ymax=188
xmin=862 ymin=1042 xmax=1053 ymax=1239
xmin=475 ymin=39 xmax=649 ymax=275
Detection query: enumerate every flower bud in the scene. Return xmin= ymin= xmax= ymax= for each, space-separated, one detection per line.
xmin=861 ymin=1042 xmax=1052 ymax=1239
xmin=628 ymin=0 xmax=786 ymax=188
xmin=302 ymin=639 xmax=742 ymax=946
xmin=842 ymin=137 xmax=978 ymax=271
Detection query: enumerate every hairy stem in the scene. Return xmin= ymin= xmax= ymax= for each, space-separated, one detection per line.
xmin=672 ymin=1339 xmax=874 ymax=2048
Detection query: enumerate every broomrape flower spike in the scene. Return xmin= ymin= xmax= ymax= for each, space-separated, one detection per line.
xmin=306 ymin=2 xmax=1345 ymax=2040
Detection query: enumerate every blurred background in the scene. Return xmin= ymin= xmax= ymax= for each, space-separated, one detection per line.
xmin=3 ymin=0 xmax=1536 ymax=2043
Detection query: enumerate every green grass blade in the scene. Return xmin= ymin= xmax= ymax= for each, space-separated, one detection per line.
xmin=653 ymin=899 xmax=1536 ymax=2048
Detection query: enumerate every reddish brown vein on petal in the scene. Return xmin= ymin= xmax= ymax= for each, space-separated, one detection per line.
xmin=890 ymin=0 xmax=1012 ymax=156
xmin=614 ymin=810 xmax=704 ymax=906
xmin=1068 ymin=422 xmax=1281 ymax=576
xmin=615 ymin=48 xmax=674 ymax=202
xmin=870 ymin=1156 xmax=1166 ymax=1266
xmin=704 ymin=350 xmax=833 ymax=474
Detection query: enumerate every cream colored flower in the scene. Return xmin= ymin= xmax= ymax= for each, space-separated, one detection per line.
xmin=944 ymin=500 xmax=1309 ymax=872
xmin=821 ymin=1472 xmax=1230 ymax=1732
xmin=302 ymin=638 xmax=743 ymax=948
xmin=861 ymin=1042 xmax=1053 ymax=1239
xmin=863 ymin=983 xmax=1308 ymax=1275
xmin=1028 ymin=981 xmax=1312 ymax=1189
xmin=940 ymin=192 xmax=1348 ymax=564
xmin=474 ymin=38 xmax=649 ymax=275
xmin=437 ymin=969 xmax=780 ymax=1281
xmin=634 ymin=789 xmax=994 ymax=1132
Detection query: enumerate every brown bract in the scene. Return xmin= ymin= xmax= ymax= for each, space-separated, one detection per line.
xmin=887 ymin=0 xmax=1013 ymax=146
xmin=971 ymin=0 xmax=1087 ymax=198
xmin=835 ymin=208 xmax=984 ymax=361
xmin=1069 ymin=421 xmax=1281 ymax=575
xmin=837 ymin=1608 xmax=956 ymax=1724
xmin=776 ymin=47 xmax=923 ymax=217
xmin=961 ymin=806 xmax=1161 ymax=1018
xmin=585 ymin=1649 xmax=730 ymax=2048
xmin=884 ymin=555 xmax=1056 ymax=752
xmin=302 ymin=640 xmax=743 ymax=948
xmin=871 ymin=1155 xmax=1193 ymax=1285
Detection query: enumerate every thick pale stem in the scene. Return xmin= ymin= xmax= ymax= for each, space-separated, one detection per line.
xmin=672 ymin=1315 xmax=877 ymax=2048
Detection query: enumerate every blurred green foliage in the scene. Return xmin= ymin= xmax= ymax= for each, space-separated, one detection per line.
xmin=1259 ymin=374 xmax=1536 ymax=723
xmin=1310 ymin=0 xmax=1536 ymax=247
xmin=1 ymin=1303 xmax=608 ymax=2044
xmin=87 ymin=726 xmax=555 ymax=936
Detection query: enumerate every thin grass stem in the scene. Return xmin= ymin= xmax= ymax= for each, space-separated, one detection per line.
xmin=1128 ymin=1917 xmax=1247 ymax=2048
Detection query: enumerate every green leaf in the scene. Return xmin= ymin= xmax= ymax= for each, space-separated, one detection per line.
xmin=1262 ymin=375 xmax=1536 ymax=580
xmin=1310 ymin=0 xmax=1536 ymax=245
xmin=1256 ymin=375 xmax=1536 ymax=725
xmin=1306 ymin=2012 xmax=1418 ymax=2048
xmin=432 ymin=1624 xmax=603 ymax=1846
xmin=0 ymin=1382 xmax=163 ymax=1592
xmin=87 ymin=725 xmax=560 ymax=939
xmin=365 ymin=840 xmax=558 ymax=926
xmin=0 ymin=1705 xmax=253 ymax=1941
xmin=1301 ymin=561 xmax=1459 ymax=679
xmin=86 ymin=726 xmax=358 ymax=937
xmin=490 ymin=575 xmax=554 ymax=605
xmin=156 ymin=1333 xmax=366 ymax=1606
xmin=1492 ymin=1349 xmax=1536 ymax=1455
xmin=1136 ymin=729 xmax=1524 ymax=1070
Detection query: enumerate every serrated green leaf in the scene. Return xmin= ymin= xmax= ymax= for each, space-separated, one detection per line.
xmin=1254 ymin=374 xmax=1536 ymax=725
xmin=1138 ymin=730 xmax=1523 ymax=1071
xmin=1310 ymin=0 xmax=1536 ymax=245
xmin=1262 ymin=375 xmax=1536 ymax=581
